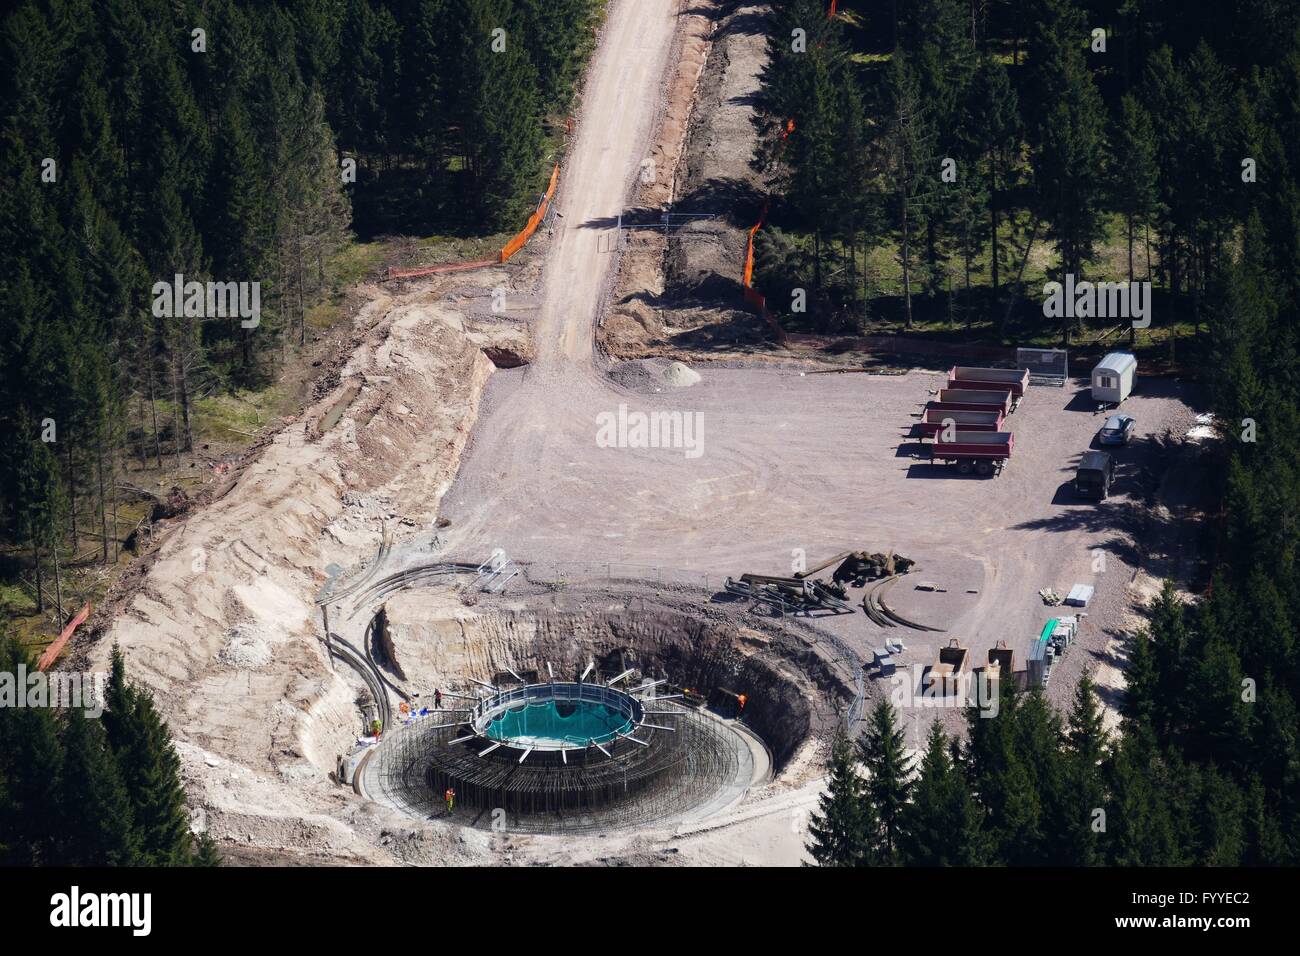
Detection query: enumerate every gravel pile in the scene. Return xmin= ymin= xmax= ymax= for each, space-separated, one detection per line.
xmin=219 ymin=624 xmax=273 ymax=670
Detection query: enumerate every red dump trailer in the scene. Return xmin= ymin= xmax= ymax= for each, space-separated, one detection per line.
xmin=919 ymin=407 xmax=1004 ymax=437
xmin=947 ymin=366 xmax=1030 ymax=399
xmin=930 ymin=430 xmax=1014 ymax=475
xmin=931 ymin=388 xmax=1013 ymax=416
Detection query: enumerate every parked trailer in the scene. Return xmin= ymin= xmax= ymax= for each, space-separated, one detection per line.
xmin=919 ymin=407 xmax=1004 ymax=436
xmin=933 ymin=388 xmax=1013 ymax=415
xmin=947 ymin=366 xmax=1030 ymax=399
xmin=930 ymin=430 xmax=1014 ymax=476
xmin=1090 ymin=351 xmax=1137 ymax=404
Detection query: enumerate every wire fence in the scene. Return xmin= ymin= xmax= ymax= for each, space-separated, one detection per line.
xmin=526 ymin=561 xmax=715 ymax=592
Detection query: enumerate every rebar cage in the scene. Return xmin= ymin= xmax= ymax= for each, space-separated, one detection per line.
xmin=373 ymin=699 xmax=743 ymax=833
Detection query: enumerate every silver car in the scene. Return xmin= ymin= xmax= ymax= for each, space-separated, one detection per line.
xmin=1098 ymin=414 xmax=1136 ymax=446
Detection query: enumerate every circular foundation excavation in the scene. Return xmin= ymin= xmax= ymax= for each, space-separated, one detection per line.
xmin=354 ymin=597 xmax=844 ymax=834
xmin=471 ymin=682 xmax=643 ymax=751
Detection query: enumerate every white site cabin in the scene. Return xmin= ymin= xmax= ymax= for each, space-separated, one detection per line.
xmin=1090 ymin=351 xmax=1137 ymax=404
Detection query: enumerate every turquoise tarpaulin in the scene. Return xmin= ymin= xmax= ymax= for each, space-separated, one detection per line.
xmin=486 ymin=700 xmax=632 ymax=747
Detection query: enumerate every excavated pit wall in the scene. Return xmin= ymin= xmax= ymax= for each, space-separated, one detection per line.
xmin=86 ymin=283 xmax=530 ymax=863
xmin=380 ymin=597 xmax=848 ymax=771
xmin=666 ymin=0 xmax=771 ymax=301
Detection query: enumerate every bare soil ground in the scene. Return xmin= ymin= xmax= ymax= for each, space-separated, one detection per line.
xmin=443 ymin=367 xmax=1205 ymax=714
xmin=86 ymin=272 xmax=535 ymax=865
xmin=603 ymin=0 xmax=774 ymax=360
xmin=80 ymin=0 xmax=1213 ymax=867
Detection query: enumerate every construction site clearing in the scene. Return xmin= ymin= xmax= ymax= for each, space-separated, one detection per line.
xmin=79 ymin=0 xmax=1214 ymax=867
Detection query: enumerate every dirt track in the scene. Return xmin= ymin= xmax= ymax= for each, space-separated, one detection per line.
xmin=85 ymin=0 xmax=1209 ymax=867
xmin=82 ymin=0 xmax=712 ymax=866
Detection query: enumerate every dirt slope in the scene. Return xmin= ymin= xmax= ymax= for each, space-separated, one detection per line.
xmin=91 ymin=277 xmax=530 ymax=863
xmin=87 ymin=0 xmax=688 ymax=863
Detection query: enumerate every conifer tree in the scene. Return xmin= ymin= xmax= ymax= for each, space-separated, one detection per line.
xmin=1061 ymin=674 xmax=1107 ymax=865
xmin=1106 ymin=734 xmax=1182 ymax=865
xmin=193 ymin=830 xmax=223 ymax=866
xmin=518 ymin=0 xmax=592 ymax=111
xmin=881 ymin=50 xmax=936 ymax=328
xmin=1111 ymin=94 xmax=1159 ymax=290
xmin=900 ymin=722 xmax=989 ymax=865
xmin=57 ymin=710 xmax=142 ymax=866
xmin=104 ymin=647 xmax=196 ymax=866
xmin=1033 ymin=53 xmax=1108 ymax=340
xmin=806 ymin=729 xmax=871 ymax=866
xmin=15 ymin=429 xmax=66 ymax=615
xmin=857 ymin=700 xmax=913 ymax=863
xmin=782 ymin=46 xmax=842 ymax=294
xmin=0 ymin=636 xmax=63 ymax=866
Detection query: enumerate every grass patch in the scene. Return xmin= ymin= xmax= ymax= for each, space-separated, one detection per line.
xmin=304 ymin=240 xmax=390 ymax=331
xmin=188 ymin=386 xmax=293 ymax=443
xmin=415 ymin=232 xmax=513 ymax=259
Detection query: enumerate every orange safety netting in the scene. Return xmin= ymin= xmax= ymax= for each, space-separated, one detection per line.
xmin=737 ymin=0 xmax=834 ymax=339
xmin=37 ymin=602 xmax=91 ymax=672
xmin=387 ymin=118 xmax=571 ymax=282
xmin=742 ymin=198 xmax=770 ymax=288
xmin=500 ymin=162 xmax=561 ymax=262
xmin=741 ymin=198 xmax=787 ymax=345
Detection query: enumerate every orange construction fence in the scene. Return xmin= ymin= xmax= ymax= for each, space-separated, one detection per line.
xmin=387 ymin=118 xmax=571 ymax=282
xmin=738 ymin=0 xmax=834 ymax=336
xmin=740 ymin=198 xmax=787 ymax=345
xmin=37 ymin=602 xmax=91 ymax=672
xmin=500 ymin=162 xmax=561 ymax=262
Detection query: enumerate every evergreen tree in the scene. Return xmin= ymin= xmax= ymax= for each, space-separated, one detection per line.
xmin=881 ymin=50 xmax=936 ymax=328
xmin=518 ymin=0 xmax=592 ymax=111
xmin=857 ymin=700 xmax=913 ymax=863
xmin=781 ymin=44 xmax=842 ymax=295
xmin=104 ymin=647 xmax=196 ymax=866
xmin=965 ymin=54 xmax=1020 ymax=311
xmin=1033 ymin=50 xmax=1108 ymax=340
xmin=57 ymin=710 xmax=142 ymax=866
xmin=14 ymin=428 xmax=67 ymax=616
xmin=1106 ymin=734 xmax=1183 ymax=865
xmin=193 ymin=830 xmax=223 ymax=866
xmin=1122 ymin=627 xmax=1159 ymax=737
xmin=335 ymin=0 xmax=399 ymax=164
xmin=900 ymin=722 xmax=989 ymax=865
xmin=442 ymin=0 xmax=545 ymax=228
xmin=1111 ymin=94 xmax=1159 ymax=291
xmin=0 ymin=635 xmax=64 ymax=865
xmin=1196 ymin=765 xmax=1246 ymax=865
xmin=806 ymin=729 xmax=871 ymax=866
xmin=1061 ymin=674 xmax=1108 ymax=865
